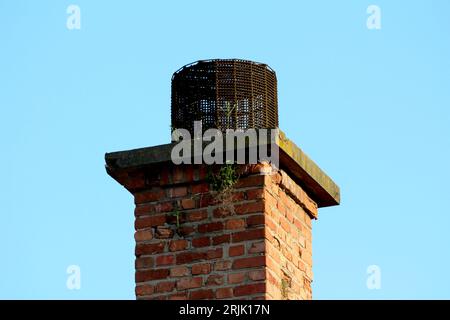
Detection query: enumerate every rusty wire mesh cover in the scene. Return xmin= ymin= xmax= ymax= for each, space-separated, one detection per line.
xmin=171 ymin=59 xmax=278 ymax=135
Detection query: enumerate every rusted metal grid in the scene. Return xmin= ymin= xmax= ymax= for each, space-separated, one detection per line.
xmin=171 ymin=59 xmax=278 ymax=135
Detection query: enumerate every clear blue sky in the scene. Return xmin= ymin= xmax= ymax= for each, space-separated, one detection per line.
xmin=1 ymin=0 xmax=449 ymax=299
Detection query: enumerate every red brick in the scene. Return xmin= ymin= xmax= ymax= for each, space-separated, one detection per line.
xmin=192 ymin=237 xmax=211 ymax=248
xmin=266 ymin=216 xmax=277 ymax=232
xmin=234 ymin=175 xmax=265 ymax=188
xmin=176 ymin=277 xmax=203 ymax=290
xmin=247 ymin=163 xmax=271 ymax=174
xmin=186 ymin=210 xmax=208 ymax=222
xmin=283 ymin=249 xmax=293 ymax=262
xmin=286 ymin=209 xmax=294 ymax=224
xmin=216 ymin=287 xmax=233 ymax=299
xmin=191 ymin=183 xmax=209 ymax=194
xmin=225 ymin=218 xmax=246 ymax=230
xmin=305 ymin=213 xmax=313 ymax=227
xmin=228 ymin=272 xmax=246 ymax=284
xmin=134 ymin=230 xmax=153 ymax=242
xmin=229 ymin=245 xmax=245 ymax=257
xmin=134 ymin=206 xmax=149 ymax=217
xmin=197 ymin=166 xmax=208 ymax=180
xmin=147 ymin=295 xmax=167 ymax=300
xmin=206 ymin=274 xmax=224 ymax=286
xmin=134 ymin=189 xmax=165 ymax=204
xmin=246 ymin=188 xmax=264 ymax=200
xmin=181 ymin=198 xmax=195 ymax=209
xmin=124 ymin=175 xmax=146 ymax=191
xmin=214 ymin=260 xmax=232 ymax=271
xmin=155 ymin=226 xmax=174 ymax=239
xmin=192 ymin=263 xmax=211 ymax=275
xmin=169 ymin=239 xmax=188 ymax=252
xmin=246 ymin=214 xmax=264 ymax=226
xmin=280 ymin=218 xmax=291 ymax=233
xmin=156 ymin=201 xmax=174 ymax=213
xmin=212 ymin=234 xmax=230 ymax=245
xmin=155 ymin=254 xmax=175 ymax=266
xmin=176 ymin=252 xmax=207 ymax=264
xmin=234 ymin=283 xmax=266 ymax=297
xmin=135 ymin=242 xmax=165 ymax=256
xmin=155 ymin=281 xmax=175 ymax=293
xmin=135 ymin=215 xmax=166 ymax=229
xmin=213 ymin=207 xmax=233 ymax=218
xmin=206 ymin=248 xmax=223 ymax=260
xmin=135 ymin=269 xmax=169 ymax=282
xmin=166 ymin=212 xmax=186 ymax=225
xmin=172 ymin=166 xmax=184 ymax=183
xmin=168 ymin=186 xmax=188 ymax=198
xmin=199 ymin=194 xmax=215 ymax=207
xmin=248 ymin=270 xmax=266 ymax=281
xmin=232 ymin=228 xmax=265 ymax=243
xmin=135 ymin=284 xmax=154 ymax=296
xmin=271 ymin=172 xmax=282 ymax=184
xmin=177 ymin=225 xmax=195 ymax=237
xmin=198 ymin=222 xmax=223 ymax=233
xmin=170 ymin=266 xmax=189 ymax=277
xmin=184 ymin=166 xmax=194 ymax=182
xmin=135 ymin=201 xmax=173 ymax=216
xmin=248 ymin=241 xmax=265 ymax=254
xmin=234 ymin=201 xmax=264 ymax=215
xmin=169 ymin=293 xmax=188 ymax=300
xmin=159 ymin=168 xmax=170 ymax=185
xmin=232 ymin=191 xmax=246 ymax=201
xmin=135 ymin=257 xmax=154 ymax=269
xmin=189 ymin=289 xmax=214 ymax=300
xmin=277 ymin=200 xmax=286 ymax=214
xmin=232 ymin=256 xmax=266 ymax=269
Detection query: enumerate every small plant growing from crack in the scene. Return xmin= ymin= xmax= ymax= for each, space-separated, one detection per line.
xmin=214 ymin=102 xmax=238 ymax=130
xmin=170 ymin=206 xmax=183 ymax=236
xmin=207 ymin=161 xmax=239 ymax=208
xmin=208 ymin=161 xmax=238 ymax=192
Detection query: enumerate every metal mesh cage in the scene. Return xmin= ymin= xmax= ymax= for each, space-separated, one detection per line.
xmin=171 ymin=59 xmax=278 ymax=135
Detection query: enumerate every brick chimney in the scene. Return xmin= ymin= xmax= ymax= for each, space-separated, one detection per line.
xmin=105 ymin=59 xmax=340 ymax=300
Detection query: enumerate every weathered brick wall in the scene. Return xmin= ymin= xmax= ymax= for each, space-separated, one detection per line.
xmin=128 ymin=162 xmax=316 ymax=300
xmin=264 ymin=170 xmax=317 ymax=300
